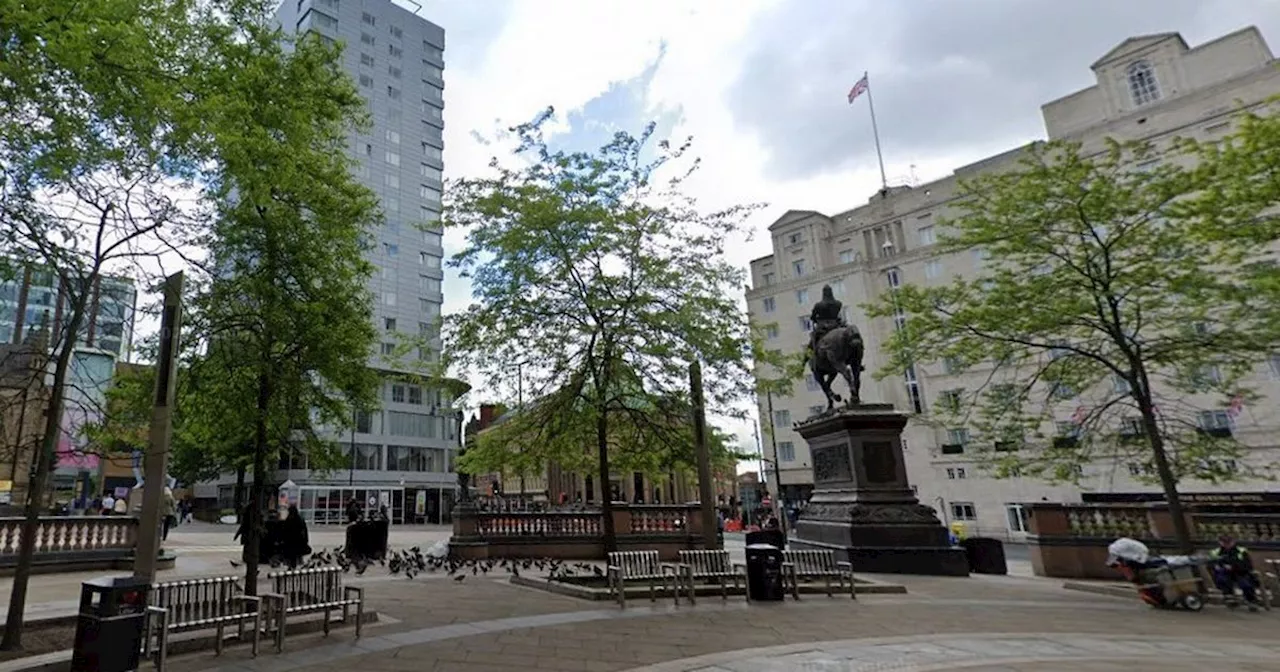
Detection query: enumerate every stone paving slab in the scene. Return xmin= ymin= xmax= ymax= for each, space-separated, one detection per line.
xmin=160 ymin=573 xmax=1280 ymax=672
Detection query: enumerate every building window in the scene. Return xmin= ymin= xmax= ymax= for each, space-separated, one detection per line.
xmin=951 ymin=502 xmax=977 ymax=520
xmin=787 ymin=232 xmax=803 ymax=245
xmin=1128 ymin=463 xmax=1143 ymax=476
xmin=385 ymin=151 xmax=400 ymax=166
xmin=420 ymin=275 xmax=441 ymax=293
xmin=946 ymin=427 xmax=969 ymax=447
xmin=1126 ymin=60 xmax=1161 ymax=106
xmin=386 ymin=129 xmax=401 ymax=144
xmin=381 ymin=291 xmax=396 ymax=306
xmin=778 ymin=441 xmax=796 ymax=462
xmin=904 ymin=365 xmax=924 ymax=414
xmin=360 ymin=53 xmax=375 ymax=67
xmin=764 ymin=324 xmax=779 ymax=339
xmin=352 ymin=443 xmax=383 ymax=470
xmin=360 ymin=32 xmax=375 ymax=46
xmin=886 ymin=268 xmax=901 ymax=289
xmin=799 ymin=316 xmax=812 ymax=332
xmin=384 ymin=173 xmax=399 ymax=189
xmin=361 ymin=11 xmax=376 ymax=25
xmin=918 ymin=226 xmax=936 ymax=246
xmin=384 ymin=317 xmax=396 ymax=331
xmin=1004 ymin=504 xmax=1028 ymax=533
xmin=422 ymin=143 xmax=442 ymax=162
xmin=792 ymin=260 xmax=805 ymax=277
xmin=355 ymin=411 xmax=374 ymax=434
xmin=420 ymin=163 xmax=442 ymax=181
xmin=387 ymin=86 xmax=401 ymax=100
xmin=383 ymin=242 xmax=399 ymax=256
xmin=773 ymin=410 xmax=791 ymax=429
xmin=391 ymin=384 xmax=406 ymax=403
xmin=358 ymin=74 xmax=373 ymax=88
xmin=420 ymin=252 xmax=441 ymax=269
xmin=946 ymin=468 xmax=967 ymax=481
xmin=420 ymin=298 xmax=440 ymax=316
xmin=423 ymin=41 xmax=443 ymax=61
xmin=389 ymin=43 xmax=403 ymax=58
xmin=1198 ymin=409 xmax=1232 ymax=431
xmin=389 ymin=25 xmax=402 ymax=39
xmin=762 ymin=297 xmax=776 ymax=313
xmin=838 ymin=249 xmax=855 ymax=264
xmin=388 ymin=65 xmax=401 ymax=79
xmin=380 ymin=342 xmax=395 ymax=356
xmin=939 ymin=389 xmax=963 ymax=413
xmin=408 ymin=386 xmax=423 ymax=405
xmin=795 ymin=288 xmax=808 ymax=305
xmin=423 ymin=230 xmax=442 ymax=248
xmin=420 ymin=184 xmax=441 ymax=202
xmin=942 ymin=356 xmax=961 ymax=375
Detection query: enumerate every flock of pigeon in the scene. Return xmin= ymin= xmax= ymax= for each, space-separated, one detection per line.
xmin=233 ymin=544 xmax=606 ymax=582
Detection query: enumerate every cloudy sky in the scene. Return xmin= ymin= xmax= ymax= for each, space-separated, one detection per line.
xmin=417 ymin=0 xmax=1280 ymax=457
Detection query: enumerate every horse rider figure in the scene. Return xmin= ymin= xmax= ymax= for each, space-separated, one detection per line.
xmin=809 ymin=285 xmax=847 ymax=357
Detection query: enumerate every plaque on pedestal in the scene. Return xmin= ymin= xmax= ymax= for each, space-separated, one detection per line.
xmin=791 ymin=404 xmax=969 ymax=576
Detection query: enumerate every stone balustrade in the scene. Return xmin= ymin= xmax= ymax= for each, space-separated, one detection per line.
xmin=451 ymin=503 xmax=706 ymax=560
xmin=0 ymin=515 xmax=140 ymax=575
xmin=1025 ymin=502 xmax=1280 ymax=579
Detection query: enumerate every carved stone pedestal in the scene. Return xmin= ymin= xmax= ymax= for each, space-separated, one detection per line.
xmin=792 ymin=403 xmax=969 ymax=576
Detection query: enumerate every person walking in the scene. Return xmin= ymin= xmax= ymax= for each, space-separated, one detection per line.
xmin=280 ymin=505 xmax=311 ymax=569
xmin=101 ymin=493 xmax=115 ymax=516
xmin=162 ymin=487 xmax=178 ymax=541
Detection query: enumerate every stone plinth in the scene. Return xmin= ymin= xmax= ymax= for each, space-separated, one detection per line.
xmin=792 ymin=404 xmax=969 ymax=576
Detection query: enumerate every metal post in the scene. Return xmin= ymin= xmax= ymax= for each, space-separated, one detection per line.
xmin=134 ymin=272 xmax=183 ymax=582
xmin=763 ymin=391 xmax=787 ymax=535
xmin=348 ymin=408 xmax=356 ymax=485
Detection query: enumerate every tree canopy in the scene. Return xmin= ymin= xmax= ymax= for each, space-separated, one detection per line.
xmin=444 ymin=109 xmax=764 ymax=548
xmin=867 ymin=130 xmax=1280 ymax=551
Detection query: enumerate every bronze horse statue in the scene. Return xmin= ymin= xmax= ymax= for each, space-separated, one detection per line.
xmin=806 ymin=324 xmax=865 ymax=411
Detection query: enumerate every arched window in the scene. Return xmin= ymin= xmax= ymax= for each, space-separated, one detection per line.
xmin=1127 ymin=60 xmax=1161 ymax=106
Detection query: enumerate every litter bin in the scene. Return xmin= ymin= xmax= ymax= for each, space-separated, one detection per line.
xmin=744 ymin=543 xmax=786 ymax=601
xmin=746 ymin=529 xmax=786 ymax=549
xmin=960 ymin=537 xmax=1008 ymax=575
xmin=71 ymin=576 xmax=150 ymax=672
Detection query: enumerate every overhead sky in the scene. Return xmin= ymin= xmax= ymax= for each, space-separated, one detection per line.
xmin=411 ymin=0 xmax=1280 ymax=461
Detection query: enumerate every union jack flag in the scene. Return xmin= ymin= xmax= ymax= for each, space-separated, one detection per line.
xmin=847 ymin=74 xmax=869 ymax=104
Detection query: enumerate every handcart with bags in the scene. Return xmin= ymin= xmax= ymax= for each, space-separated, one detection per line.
xmin=1106 ymin=537 xmax=1210 ymax=611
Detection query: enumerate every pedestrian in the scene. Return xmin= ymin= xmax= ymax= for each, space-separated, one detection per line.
xmin=1211 ymin=534 xmax=1262 ymax=611
xmin=232 ymin=504 xmax=257 ymax=564
xmin=162 ymin=487 xmax=177 ymax=541
xmin=101 ymin=493 xmax=115 ymax=516
xmin=345 ymin=496 xmax=362 ymax=524
xmin=281 ymin=505 xmax=310 ymax=569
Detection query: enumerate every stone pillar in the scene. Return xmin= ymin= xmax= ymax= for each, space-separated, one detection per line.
xmin=792 ymin=403 xmax=969 ymax=576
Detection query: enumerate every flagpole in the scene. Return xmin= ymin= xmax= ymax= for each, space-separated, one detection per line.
xmin=863 ymin=71 xmax=888 ymax=190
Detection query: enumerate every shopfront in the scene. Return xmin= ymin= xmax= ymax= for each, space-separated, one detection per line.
xmin=295 ymin=485 xmax=455 ymax=525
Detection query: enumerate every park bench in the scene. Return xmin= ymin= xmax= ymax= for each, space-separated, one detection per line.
xmin=606 ymin=550 xmax=682 ymax=608
xmin=144 ymin=576 xmax=262 ymax=671
xmin=676 ymin=549 xmax=746 ymax=603
xmin=261 ymin=566 xmax=364 ymax=652
xmin=782 ymin=549 xmax=857 ymax=600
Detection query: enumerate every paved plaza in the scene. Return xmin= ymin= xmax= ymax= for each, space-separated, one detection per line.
xmin=4 ymin=524 xmax=1278 ymax=671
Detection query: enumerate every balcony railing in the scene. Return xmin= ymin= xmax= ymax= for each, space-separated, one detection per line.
xmin=0 ymin=516 xmax=138 ymax=568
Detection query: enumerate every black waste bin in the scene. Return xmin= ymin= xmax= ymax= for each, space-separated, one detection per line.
xmin=961 ymin=537 xmax=1008 ymax=575
xmin=71 ymin=576 xmax=150 ymax=672
xmin=746 ymin=529 xmax=786 ymax=549
xmin=744 ymin=543 xmax=786 ymax=601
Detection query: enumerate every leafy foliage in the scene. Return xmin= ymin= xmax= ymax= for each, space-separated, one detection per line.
xmin=865 ymin=135 xmax=1280 ymax=549
xmin=445 ymin=109 xmax=763 ymax=545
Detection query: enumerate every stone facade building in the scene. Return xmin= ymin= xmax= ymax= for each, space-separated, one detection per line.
xmin=747 ymin=27 xmax=1280 ymax=539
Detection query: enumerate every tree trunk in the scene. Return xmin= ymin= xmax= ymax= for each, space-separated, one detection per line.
xmin=1137 ymin=396 xmax=1192 ymax=554
xmin=596 ymin=411 xmax=616 ymax=554
xmin=1 ymin=304 xmax=86 ymax=651
xmin=233 ymin=463 xmax=246 ymax=512
xmin=244 ymin=371 xmax=272 ymax=597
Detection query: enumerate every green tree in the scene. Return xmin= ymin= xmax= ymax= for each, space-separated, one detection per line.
xmin=0 ymin=0 xmax=229 ymax=649
xmin=867 ymin=138 xmax=1280 ymax=553
xmin=185 ymin=14 xmax=382 ymax=594
xmin=445 ymin=109 xmax=763 ymax=551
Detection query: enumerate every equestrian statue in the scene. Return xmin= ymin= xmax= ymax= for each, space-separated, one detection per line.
xmin=805 ymin=285 xmax=865 ymax=412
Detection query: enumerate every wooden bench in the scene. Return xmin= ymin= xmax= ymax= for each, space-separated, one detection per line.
xmin=261 ymin=566 xmax=364 ymax=652
xmin=606 ymin=550 xmax=681 ymax=608
xmin=782 ymin=549 xmax=856 ymax=600
xmin=676 ymin=549 xmax=746 ymax=604
xmin=144 ymin=576 xmax=261 ymax=671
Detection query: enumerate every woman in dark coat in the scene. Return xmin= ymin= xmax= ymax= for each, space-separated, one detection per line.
xmin=281 ymin=505 xmax=311 ymax=569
